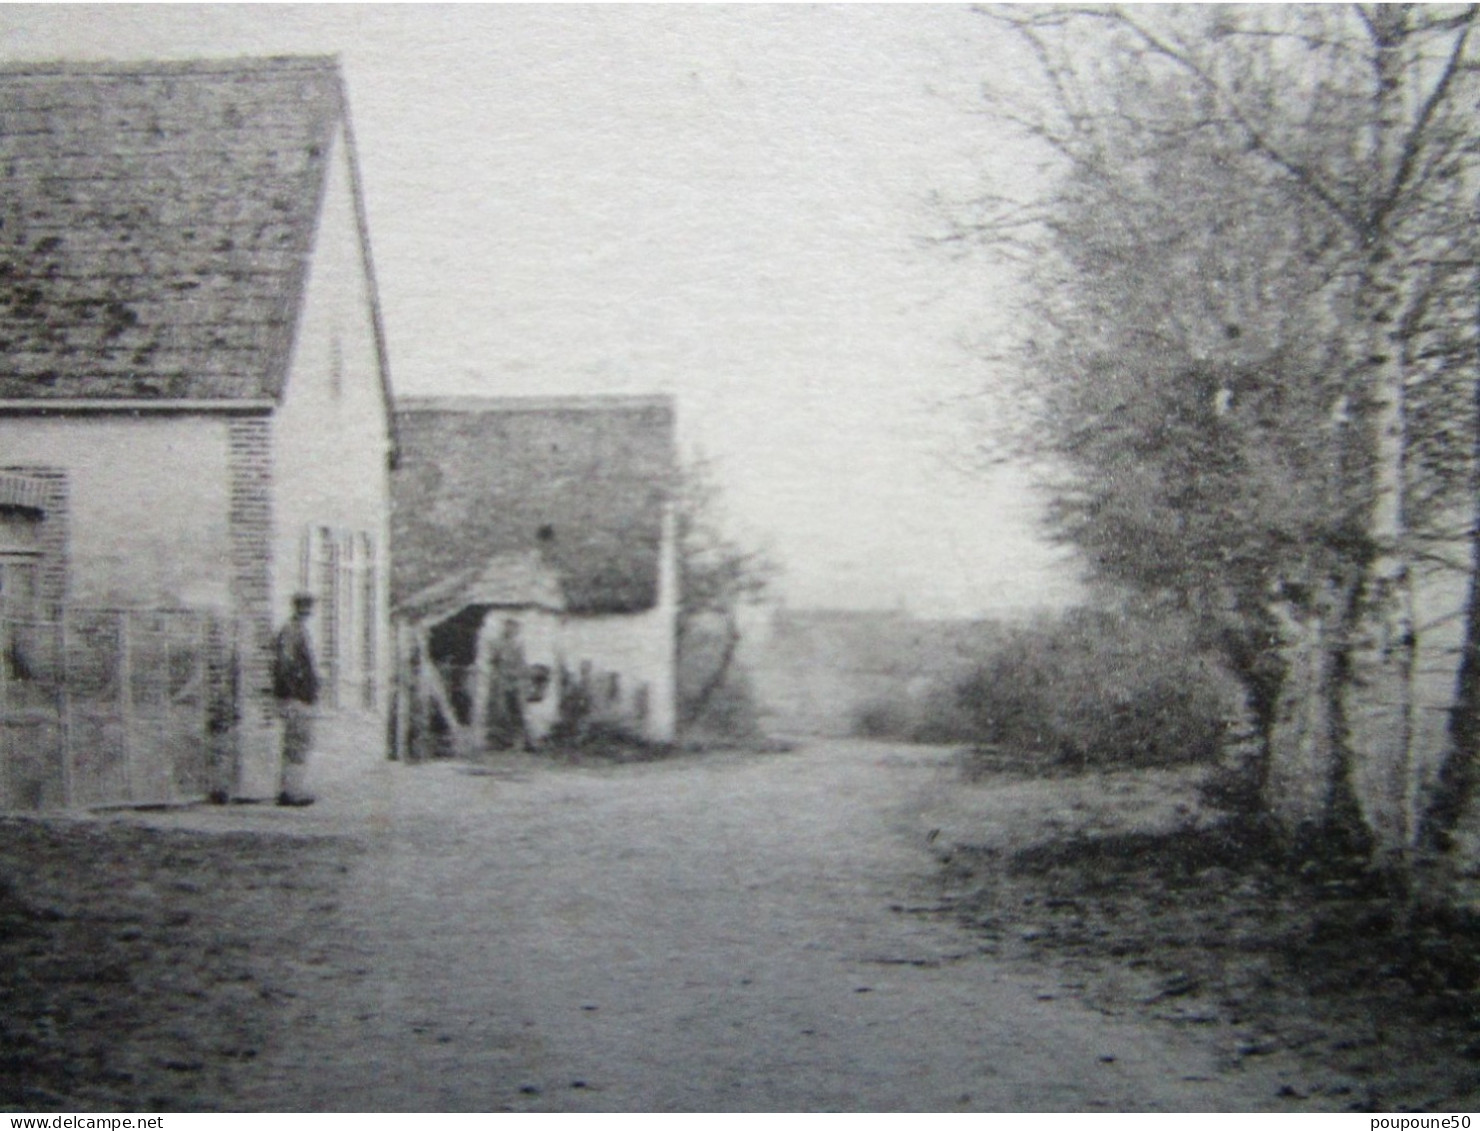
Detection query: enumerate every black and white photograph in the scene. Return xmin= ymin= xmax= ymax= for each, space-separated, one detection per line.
xmin=0 ymin=2 xmax=1478 ymax=1113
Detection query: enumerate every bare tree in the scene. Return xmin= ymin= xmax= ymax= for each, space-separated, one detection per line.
xmin=674 ymin=455 xmax=778 ymax=733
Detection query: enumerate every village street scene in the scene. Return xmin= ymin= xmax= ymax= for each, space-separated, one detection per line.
xmin=4 ymin=4 xmax=1480 ymax=1113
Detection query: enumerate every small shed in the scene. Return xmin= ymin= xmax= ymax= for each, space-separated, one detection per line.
xmin=395 ymin=550 xmax=565 ymax=760
xmin=392 ymin=395 xmax=679 ymax=745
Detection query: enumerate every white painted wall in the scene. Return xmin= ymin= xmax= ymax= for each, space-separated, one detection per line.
xmin=559 ymin=505 xmax=677 ymax=741
xmin=267 ymin=123 xmax=393 ymax=781
xmin=0 ymin=414 xmax=232 ymax=608
xmin=473 ymin=606 xmax=563 ymax=744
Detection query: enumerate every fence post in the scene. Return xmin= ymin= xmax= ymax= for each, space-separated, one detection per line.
xmin=59 ymin=610 xmax=72 ymax=808
xmin=412 ymin=626 xmax=430 ymax=763
xmin=119 ymin=610 xmax=133 ymax=803
xmin=393 ymin=620 xmax=410 ymax=762
xmin=0 ymin=614 xmax=7 ymax=809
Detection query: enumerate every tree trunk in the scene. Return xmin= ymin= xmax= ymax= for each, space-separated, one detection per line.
xmin=1328 ymin=568 xmax=1381 ymax=859
xmin=1266 ymin=574 xmax=1373 ymax=856
xmin=1417 ymin=298 xmax=1480 ymax=853
xmin=1340 ymin=253 xmax=1418 ymax=855
xmin=1418 ymin=532 xmax=1480 ymax=852
xmin=680 ymin=614 xmax=740 ymax=728
xmin=1335 ymin=9 xmax=1417 ymax=859
xmin=1217 ymin=616 xmax=1286 ymax=809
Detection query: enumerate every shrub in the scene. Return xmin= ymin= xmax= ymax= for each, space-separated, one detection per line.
xmin=678 ymin=617 xmax=767 ymax=742
xmin=853 ymin=697 xmax=918 ymax=741
xmin=684 ymin=661 xmax=766 ymax=742
xmin=852 ymin=682 xmax=981 ymax=745
xmin=547 ymin=717 xmax=678 ymax=763
xmin=955 ymin=608 xmax=1230 ymax=769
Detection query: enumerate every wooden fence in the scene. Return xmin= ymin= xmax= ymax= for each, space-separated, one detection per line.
xmin=0 ymin=605 xmax=232 ymax=810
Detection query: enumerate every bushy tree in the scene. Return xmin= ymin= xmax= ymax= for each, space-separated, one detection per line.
xmin=956 ymin=609 xmax=1231 ymax=769
xmin=956 ymin=5 xmax=1480 ymax=855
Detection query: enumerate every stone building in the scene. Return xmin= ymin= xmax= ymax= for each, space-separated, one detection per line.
xmin=0 ymin=58 xmax=395 ymax=801
xmin=392 ymin=395 xmax=677 ymax=746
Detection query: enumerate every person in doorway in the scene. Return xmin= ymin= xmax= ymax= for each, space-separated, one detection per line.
xmin=489 ymin=616 xmax=534 ymax=752
xmin=272 ymin=591 xmax=320 ymax=806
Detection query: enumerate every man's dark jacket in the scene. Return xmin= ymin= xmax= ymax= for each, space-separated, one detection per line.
xmin=272 ymin=620 xmax=319 ymax=705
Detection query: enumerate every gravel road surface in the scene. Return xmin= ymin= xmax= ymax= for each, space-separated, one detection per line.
xmin=147 ymin=739 xmax=1290 ymax=1111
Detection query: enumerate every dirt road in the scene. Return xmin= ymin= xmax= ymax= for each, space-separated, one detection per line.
xmin=171 ymin=738 xmax=1294 ymax=1111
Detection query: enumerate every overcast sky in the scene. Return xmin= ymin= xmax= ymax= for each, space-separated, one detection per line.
xmin=2 ymin=4 xmax=1083 ymax=619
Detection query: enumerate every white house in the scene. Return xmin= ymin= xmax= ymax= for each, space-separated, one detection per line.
xmin=391 ymin=395 xmax=678 ymax=747
xmin=0 ymin=57 xmax=394 ymax=804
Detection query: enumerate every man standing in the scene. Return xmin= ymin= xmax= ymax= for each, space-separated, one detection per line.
xmin=272 ymin=591 xmax=319 ymax=806
xmin=489 ymin=616 xmax=533 ymax=752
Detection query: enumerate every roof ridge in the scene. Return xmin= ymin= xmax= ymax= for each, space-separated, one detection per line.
xmin=0 ymin=55 xmax=340 ymax=78
xmin=397 ymin=394 xmax=675 ymax=414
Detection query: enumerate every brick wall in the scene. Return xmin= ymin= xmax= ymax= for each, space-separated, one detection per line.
xmin=227 ymin=417 xmax=274 ymax=735
xmin=0 ymin=465 xmax=68 ymax=606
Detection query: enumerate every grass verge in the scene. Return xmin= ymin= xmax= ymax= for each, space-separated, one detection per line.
xmin=939 ymin=801 xmax=1480 ymax=1111
xmin=0 ymin=818 xmax=364 ymax=1111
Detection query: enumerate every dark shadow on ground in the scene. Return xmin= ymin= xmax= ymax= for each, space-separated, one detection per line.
xmin=0 ymin=819 xmax=366 ymax=1111
xmin=941 ymin=819 xmax=1480 ymax=1111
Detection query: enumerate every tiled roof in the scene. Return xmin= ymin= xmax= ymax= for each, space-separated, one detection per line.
xmin=392 ymin=396 xmax=675 ymax=616
xmin=0 ymin=57 xmax=342 ymax=400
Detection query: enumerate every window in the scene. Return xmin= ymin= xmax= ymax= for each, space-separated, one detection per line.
xmin=300 ymin=526 xmax=378 ymax=710
xmin=357 ymin=533 xmax=377 ymax=708
xmin=0 ymin=507 xmax=41 ymax=618
xmin=300 ymin=526 xmax=339 ymax=708
xmin=0 ymin=556 xmax=38 ymax=615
